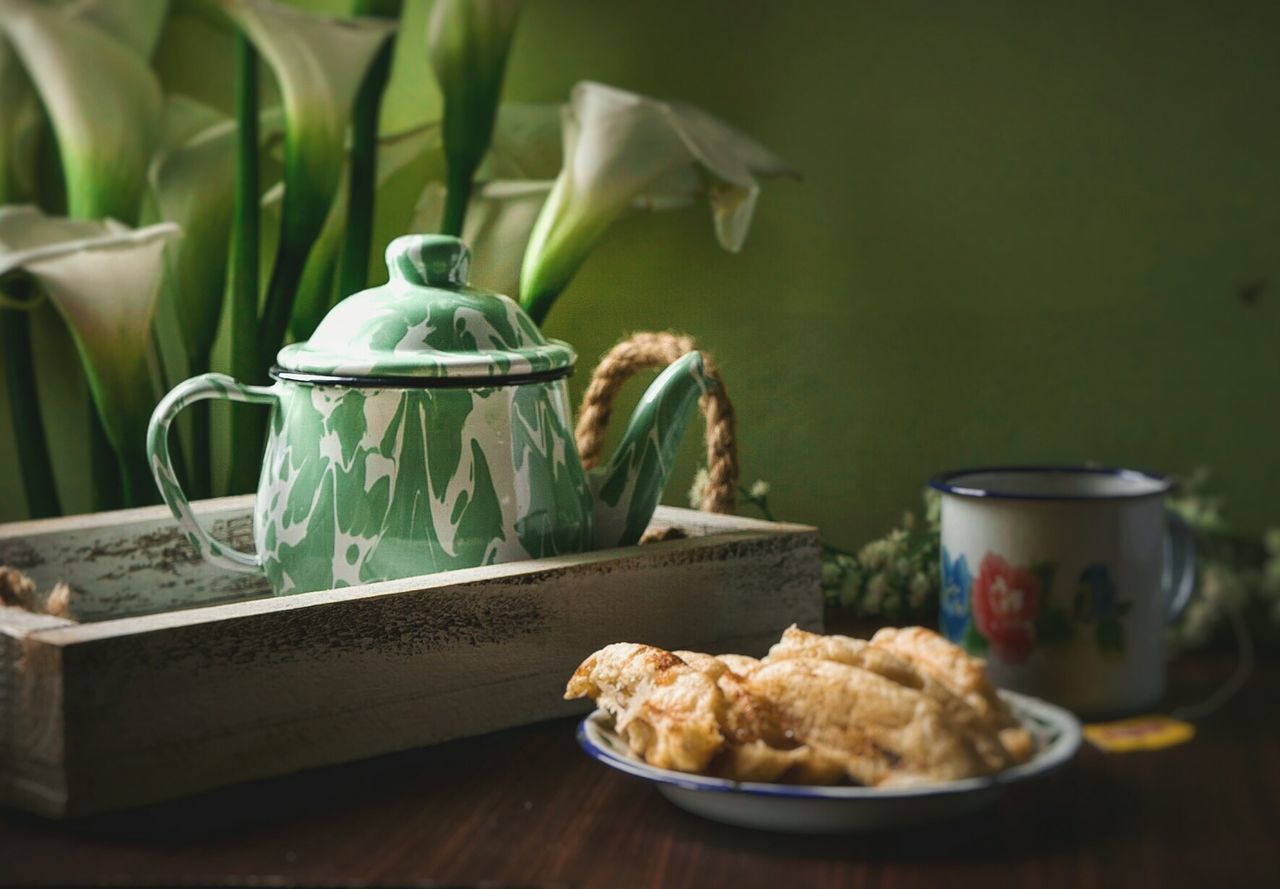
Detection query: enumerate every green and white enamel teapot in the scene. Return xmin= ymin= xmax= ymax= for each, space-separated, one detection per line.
xmin=148 ymin=235 xmax=713 ymax=594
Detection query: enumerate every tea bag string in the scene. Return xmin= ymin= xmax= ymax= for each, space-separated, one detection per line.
xmin=576 ymin=331 xmax=738 ymax=515
xmin=1170 ymin=598 xmax=1255 ymax=722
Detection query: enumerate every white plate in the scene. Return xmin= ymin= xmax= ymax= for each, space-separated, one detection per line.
xmin=577 ymin=689 xmax=1082 ymax=833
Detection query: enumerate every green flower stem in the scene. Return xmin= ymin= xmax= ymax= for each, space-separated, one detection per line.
xmin=440 ymin=161 xmax=475 ymax=238
xmin=258 ymin=236 xmax=310 ymax=368
xmin=0 ymin=301 xmax=60 ymax=518
xmin=146 ymin=327 xmax=194 ymax=503
xmin=337 ymin=0 xmax=401 ymax=297
xmin=428 ymin=0 xmax=522 ymax=239
xmin=119 ymin=438 xmax=157 ymax=508
xmin=187 ymin=349 xmax=213 ymax=500
xmin=523 ymin=282 xmax=562 ymax=327
xmin=87 ymin=401 xmax=121 ymax=510
xmin=228 ymin=33 xmax=264 ymax=495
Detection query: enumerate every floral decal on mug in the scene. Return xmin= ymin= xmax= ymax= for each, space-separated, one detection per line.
xmin=971 ymin=553 xmax=1042 ymax=663
xmin=949 ymin=551 xmax=1127 ymax=661
xmin=939 ymin=547 xmax=973 ymax=642
xmin=1074 ymin=563 xmax=1132 ymax=656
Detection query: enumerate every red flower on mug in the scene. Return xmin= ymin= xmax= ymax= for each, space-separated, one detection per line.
xmin=972 ymin=552 xmax=1040 ymax=663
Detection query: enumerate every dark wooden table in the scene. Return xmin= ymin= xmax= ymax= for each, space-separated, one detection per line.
xmin=1 ymin=653 xmax=1275 ymax=889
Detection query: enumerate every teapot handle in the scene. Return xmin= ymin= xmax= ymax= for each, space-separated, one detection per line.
xmin=146 ymin=373 xmax=279 ymax=574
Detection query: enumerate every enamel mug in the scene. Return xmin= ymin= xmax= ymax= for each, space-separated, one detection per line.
xmin=931 ymin=466 xmax=1196 ymax=717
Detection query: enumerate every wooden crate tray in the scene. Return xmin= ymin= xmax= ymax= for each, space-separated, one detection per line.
xmin=0 ymin=496 xmax=822 ymax=817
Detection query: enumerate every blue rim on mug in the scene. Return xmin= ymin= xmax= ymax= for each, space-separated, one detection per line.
xmin=928 ymin=465 xmax=1175 ymax=502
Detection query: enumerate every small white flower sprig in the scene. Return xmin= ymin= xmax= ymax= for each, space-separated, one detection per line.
xmin=694 ymin=465 xmax=1280 ymax=650
xmin=1168 ymin=468 xmax=1280 ymax=650
xmin=690 ymin=469 xmax=940 ymax=621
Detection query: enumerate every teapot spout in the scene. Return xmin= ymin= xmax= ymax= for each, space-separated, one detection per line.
xmin=589 ymin=351 xmax=715 ymax=549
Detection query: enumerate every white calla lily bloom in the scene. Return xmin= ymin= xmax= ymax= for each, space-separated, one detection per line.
xmin=222 ymin=0 xmax=398 ymax=228
xmin=519 ymin=81 xmax=794 ymax=322
xmin=427 ymin=0 xmax=524 ymax=234
xmin=0 ymin=0 xmax=163 ymax=221
xmin=0 ymin=207 xmax=179 ymax=502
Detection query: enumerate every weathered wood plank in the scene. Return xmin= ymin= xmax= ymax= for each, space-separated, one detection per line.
xmin=0 ymin=499 xmax=811 ymax=623
xmin=1 ymin=503 xmax=823 ymax=817
xmin=0 ymin=609 xmax=74 ymax=814
xmin=0 ymin=496 xmax=269 ymax=621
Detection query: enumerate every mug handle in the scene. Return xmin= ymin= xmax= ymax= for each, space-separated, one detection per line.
xmin=147 ymin=373 xmax=279 ymax=574
xmin=1163 ymin=510 xmax=1197 ymax=623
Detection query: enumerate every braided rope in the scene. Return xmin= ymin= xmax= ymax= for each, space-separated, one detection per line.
xmin=575 ymin=332 xmax=738 ymax=514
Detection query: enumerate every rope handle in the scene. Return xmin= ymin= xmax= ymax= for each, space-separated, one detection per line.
xmin=575 ymin=331 xmax=738 ymax=515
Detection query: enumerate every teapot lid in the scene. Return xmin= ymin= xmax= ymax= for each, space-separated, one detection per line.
xmin=274 ymin=235 xmax=574 ymax=383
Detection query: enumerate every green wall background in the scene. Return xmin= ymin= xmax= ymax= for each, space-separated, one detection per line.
xmin=2 ymin=0 xmax=1278 ymax=551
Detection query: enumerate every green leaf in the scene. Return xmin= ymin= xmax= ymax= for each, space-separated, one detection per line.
xmin=963 ymin=620 xmax=989 ymax=655
xmin=519 ymin=81 xmax=795 ymax=324
xmin=0 ymin=302 xmax=60 ymax=516
xmin=0 ymin=0 xmax=163 ymax=221
xmin=0 ymin=206 xmax=179 ymax=504
xmin=1096 ymin=618 xmax=1126 ymax=656
xmin=282 ymin=167 xmax=347 ymax=340
xmin=1031 ymin=559 xmax=1057 ymax=598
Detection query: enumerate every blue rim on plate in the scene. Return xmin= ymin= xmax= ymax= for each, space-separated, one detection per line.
xmin=928 ymin=465 xmax=1173 ymax=502
xmin=577 ymin=689 xmax=1082 ymax=800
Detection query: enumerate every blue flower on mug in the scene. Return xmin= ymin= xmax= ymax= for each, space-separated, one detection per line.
xmin=940 ymin=546 xmax=973 ymax=641
xmin=1078 ymin=563 xmax=1117 ymax=618
xmin=1074 ymin=562 xmax=1131 ymax=655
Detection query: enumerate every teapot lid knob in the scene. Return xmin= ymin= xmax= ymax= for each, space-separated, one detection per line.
xmin=386 ymin=234 xmax=470 ymax=288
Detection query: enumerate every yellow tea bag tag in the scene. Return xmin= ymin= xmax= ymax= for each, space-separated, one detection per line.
xmin=1083 ymin=714 xmax=1195 ymax=753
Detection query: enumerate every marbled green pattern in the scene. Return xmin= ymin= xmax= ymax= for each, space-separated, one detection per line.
xmin=151 ymin=362 xmax=711 ymax=593
xmin=588 ymin=351 xmax=714 ymax=549
xmin=148 ymin=235 xmax=714 ymax=594
xmin=253 ymin=379 xmax=591 ymax=593
xmin=277 ymin=235 xmax=575 ymax=379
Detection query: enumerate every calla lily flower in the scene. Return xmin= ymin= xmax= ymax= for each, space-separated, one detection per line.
xmin=223 ymin=0 xmax=397 ymax=232
xmin=519 ymin=81 xmax=795 ymax=324
xmin=62 ymin=0 xmax=170 ymax=57
xmin=146 ymin=97 xmax=284 ymax=368
xmin=0 ymin=206 xmax=179 ymax=505
xmin=220 ymin=0 xmax=397 ymax=366
xmin=475 ymin=102 xmax=562 ymax=182
xmin=427 ymin=0 xmax=524 ymax=235
xmin=0 ymin=39 xmax=39 ymax=203
xmin=147 ymin=97 xmax=236 ymax=370
xmin=0 ymin=0 xmax=163 ymax=221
